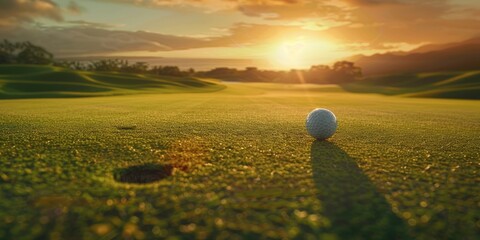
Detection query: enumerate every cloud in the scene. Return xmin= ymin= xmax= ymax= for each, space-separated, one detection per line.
xmin=236 ymin=1 xmax=346 ymax=20
xmin=209 ymin=23 xmax=311 ymax=46
xmin=318 ymin=0 xmax=480 ymax=50
xmin=66 ymin=20 xmax=118 ymax=29
xmin=99 ymin=0 xmax=237 ymax=10
xmin=343 ymin=0 xmax=402 ymax=6
xmin=67 ymin=1 xmax=84 ymax=14
xmin=0 ymin=25 xmax=215 ymax=56
xmin=0 ymin=0 xmax=64 ymax=27
xmin=99 ymin=0 xmax=347 ymax=20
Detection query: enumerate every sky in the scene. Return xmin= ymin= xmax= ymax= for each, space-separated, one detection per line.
xmin=1 ymin=0 xmax=480 ymax=69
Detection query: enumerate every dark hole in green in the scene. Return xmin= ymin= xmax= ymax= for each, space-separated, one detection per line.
xmin=116 ymin=125 xmax=137 ymax=130
xmin=114 ymin=164 xmax=173 ymax=184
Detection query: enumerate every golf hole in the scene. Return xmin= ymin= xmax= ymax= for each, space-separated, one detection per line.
xmin=116 ymin=125 xmax=137 ymax=130
xmin=114 ymin=163 xmax=174 ymax=184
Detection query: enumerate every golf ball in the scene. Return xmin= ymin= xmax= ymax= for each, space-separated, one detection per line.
xmin=306 ymin=108 xmax=337 ymax=140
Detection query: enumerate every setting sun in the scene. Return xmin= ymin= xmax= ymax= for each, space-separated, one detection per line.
xmin=269 ymin=37 xmax=340 ymax=69
xmin=270 ymin=39 xmax=307 ymax=69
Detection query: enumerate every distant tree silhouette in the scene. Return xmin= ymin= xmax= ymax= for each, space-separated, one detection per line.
xmin=307 ymin=65 xmax=332 ymax=84
xmin=0 ymin=40 xmax=17 ymax=64
xmin=121 ymin=61 xmax=149 ymax=73
xmin=149 ymin=65 xmax=187 ymax=76
xmin=16 ymin=42 xmax=53 ymax=65
xmin=55 ymin=60 xmax=86 ymax=70
xmin=197 ymin=61 xmax=363 ymax=84
xmin=160 ymin=66 xmax=182 ymax=76
xmin=0 ymin=39 xmax=53 ymax=65
xmin=87 ymin=59 xmax=127 ymax=72
xmin=331 ymin=61 xmax=362 ymax=83
xmin=0 ymin=51 xmax=11 ymax=64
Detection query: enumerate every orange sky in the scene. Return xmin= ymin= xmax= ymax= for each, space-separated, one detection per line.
xmin=1 ymin=0 xmax=479 ymax=69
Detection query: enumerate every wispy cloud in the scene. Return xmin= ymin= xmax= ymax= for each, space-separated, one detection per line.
xmin=0 ymin=25 xmax=214 ymax=56
xmin=66 ymin=20 xmax=119 ymax=29
xmin=0 ymin=0 xmax=64 ymax=27
xmin=67 ymin=1 xmax=83 ymax=14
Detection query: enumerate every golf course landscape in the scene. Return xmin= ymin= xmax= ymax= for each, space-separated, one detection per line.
xmin=2 ymin=0 xmax=480 ymax=238
xmin=0 ymin=65 xmax=478 ymax=239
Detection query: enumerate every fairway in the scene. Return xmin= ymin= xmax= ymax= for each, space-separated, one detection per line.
xmin=0 ymin=83 xmax=479 ymax=239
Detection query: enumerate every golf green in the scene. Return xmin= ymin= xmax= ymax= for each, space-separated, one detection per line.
xmin=0 ymin=83 xmax=478 ymax=239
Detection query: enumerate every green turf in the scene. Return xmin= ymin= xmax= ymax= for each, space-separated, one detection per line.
xmin=0 ymin=82 xmax=479 ymax=239
xmin=0 ymin=65 xmax=224 ymax=99
xmin=342 ymin=71 xmax=480 ymax=99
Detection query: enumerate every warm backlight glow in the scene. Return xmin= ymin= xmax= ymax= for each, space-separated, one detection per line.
xmin=273 ymin=39 xmax=307 ymax=69
xmin=268 ymin=37 xmax=339 ymax=69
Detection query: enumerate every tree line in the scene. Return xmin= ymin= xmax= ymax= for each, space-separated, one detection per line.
xmin=0 ymin=39 xmax=362 ymax=84
xmin=59 ymin=59 xmax=192 ymax=77
xmin=198 ymin=62 xmax=362 ymax=84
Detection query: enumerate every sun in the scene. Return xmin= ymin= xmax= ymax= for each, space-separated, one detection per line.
xmin=270 ymin=38 xmax=307 ymax=69
xmin=268 ymin=37 xmax=339 ymax=70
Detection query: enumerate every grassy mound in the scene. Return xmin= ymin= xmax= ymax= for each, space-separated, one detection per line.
xmin=0 ymin=65 xmax=224 ymax=99
xmin=342 ymin=71 xmax=480 ymax=99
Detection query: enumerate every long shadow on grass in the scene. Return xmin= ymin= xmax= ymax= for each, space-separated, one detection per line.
xmin=310 ymin=140 xmax=411 ymax=240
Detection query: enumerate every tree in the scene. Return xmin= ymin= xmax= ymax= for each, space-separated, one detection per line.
xmin=160 ymin=66 xmax=182 ymax=76
xmin=0 ymin=50 xmax=12 ymax=64
xmin=0 ymin=39 xmax=54 ymax=65
xmin=307 ymin=65 xmax=332 ymax=84
xmin=55 ymin=60 xmax=86 ymax=71
xmin=332 ymin=61 xmax=362 ymax=82
xmin=16 ymin=42 xmax=53 ymax=65
xmin=88 ymin=59 xmax=127 ymax=72
xmin=120 ymin=61 xmax=149 ymax=73
xmin=0 ymin=39 xmax=20 ymax=64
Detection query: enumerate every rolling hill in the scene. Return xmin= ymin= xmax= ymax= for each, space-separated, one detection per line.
xmin=351 ymin=37 xmax=480 ymax=76
xmin=0 ymin=65 xmax=224 ymax=99
xmin=342 ymin=70 xmax=480 ymax=99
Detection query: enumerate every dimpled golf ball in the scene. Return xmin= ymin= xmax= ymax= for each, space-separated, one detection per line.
xmin=306 ymin=108 xmax=337 ymax=140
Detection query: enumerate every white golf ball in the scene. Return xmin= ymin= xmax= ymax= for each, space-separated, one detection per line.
xmin=306 ymin=108 xmax=337 ymax=140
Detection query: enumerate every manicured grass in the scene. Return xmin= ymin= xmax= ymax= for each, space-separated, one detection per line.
xmin=0 ymin=65 xmax=224 ymax=99
xmin=343 ymin=71 xmax=480 ymax=99
xmin=0 ymin=82 xmax=478 ymax=239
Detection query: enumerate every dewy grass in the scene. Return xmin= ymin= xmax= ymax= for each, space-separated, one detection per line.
xmin=0 ymin=82 xmax=478 ymax=239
